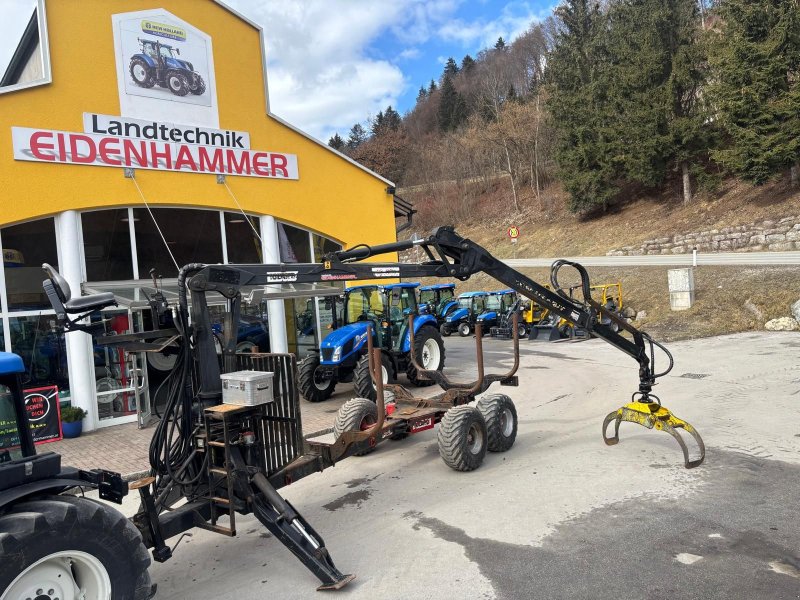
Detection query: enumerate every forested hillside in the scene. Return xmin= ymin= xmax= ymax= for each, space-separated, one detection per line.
xmin=328 ymin=0 xmax=800 ymax=226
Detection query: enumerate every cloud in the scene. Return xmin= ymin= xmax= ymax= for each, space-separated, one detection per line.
xmin=439 ymin=1 xmax=547 ymax=50
xmin=398 ymin=48 xmax=422 ymax=60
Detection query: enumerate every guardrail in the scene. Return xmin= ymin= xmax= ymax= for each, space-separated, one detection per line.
xmin=503 ymin=251 xmax=800 ymax=268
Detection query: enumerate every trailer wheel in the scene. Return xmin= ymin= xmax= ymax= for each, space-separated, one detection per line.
xmin=437 ymin=405 xmax=487 ymax=471
xmin=406 ymin=326 xmax=446 ymax=387
xmin=334 ymin=398 xmax=379 ymax=456
xmin=0 ymin=495 xmax=152 ymax=600
xmin=298 ymin=355 xmax=336 ymax=402
xmin=439 ymin=324 xmax=451 ymax=337
xmin=458 ymin=322 xmax=471 ymax=337
xmin=477 ymin=394 xmax=518 ymax=452
xmin=353 ymin=353 xmax=392 ymax=401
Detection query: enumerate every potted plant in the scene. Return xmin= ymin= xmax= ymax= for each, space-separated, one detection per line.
xmin=60 ymin=405 xmax=87 ymax=439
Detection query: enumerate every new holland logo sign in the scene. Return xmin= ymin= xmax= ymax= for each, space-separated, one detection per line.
xmin=141 ymin=20 xmax=187 ymax=42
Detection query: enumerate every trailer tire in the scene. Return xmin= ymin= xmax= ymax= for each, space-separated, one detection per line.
xmin=477 ymin=394 xmax=518 ymax=452
xmin=333 ymin=398 xmax=379 ymax=456
xmin=353 ymin=353 xmax=392 ymax=401
xmin=0 ymin=494 xmax=152 ymax=600
xmin=458 ymin=322 xmax=471 ymax=337
xmin=406 ymin=326 xmax=446 ymax=387
xmin=437 ymin=405 xmax=487 ymax=471
xmin=439 ymin=324 xmax=451 ymax=337
xmin=298 ymin=355 xmax=336 ymax=402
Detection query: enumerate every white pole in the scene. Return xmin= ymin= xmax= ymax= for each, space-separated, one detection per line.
xmin=56 ymin=210 xmax=99 ymax=431
xmin=260 ymin=215 xmax=288 ymax=353
xmin=692 ymin=247 xmax=697 ymax=267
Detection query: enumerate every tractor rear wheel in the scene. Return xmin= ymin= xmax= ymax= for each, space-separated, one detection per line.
xmin=166 ymin=71 xmax=190 ymax=96
xmin=298 ymin=355 xmax=336 ymax=402
xmin=129 ymin=57 xmax=155 ymax=88
xmin=333 ymin=398 xmax=379 ymax=456
xmin=458 ymin=322 xmax=471 ymax=337
xmin=0 ymin=495 xmax=152 ymax=600
xmin=406 ymin=326 xmax=446 ymax=387
xmin=437 ymin=405 xmax=487 ymax=471
xmin=477 ymin=394 xmax=518 ymax=452
xmin=190 ymin=74 xmax=207 ymax=95
xmin=353 ymin=352 xmax=392 ymax=401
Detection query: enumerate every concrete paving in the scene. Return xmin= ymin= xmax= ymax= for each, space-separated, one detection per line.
xmin=111 ymin=332 xmax=799 ymax=599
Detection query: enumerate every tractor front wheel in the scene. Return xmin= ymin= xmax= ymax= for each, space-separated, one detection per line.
xmin=437 ymin=405 xmax=487 ymax=471
xmin=406 ymin=326 xmax=446 ymax=387
xmin=0 ymin=495 xmax=152 ymax=600
xmin=166 ymin=71 xmax=190 ymax=96
xmin=298 ymin=355 xmax=336 ymax=402
xmin=129 ymin=57 xmax=155 ymax=88
xmin=439 ymin=323 xmax=451 ymax=337
xmin=333 ymin=398 xmax=379 ymax=455
xmin=458 ymin=322 xmax=471 ymax=337
xmin=353 ymin=352 xmax=392 ymax=401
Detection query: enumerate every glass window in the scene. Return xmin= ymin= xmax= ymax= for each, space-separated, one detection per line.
xmin=81 ymin=209 xmax=134 ymax=281
xmin=224 ymin=212 xmax=262 ymax=264
xmin=9 ymin=315 xmax=69 ymax=401
xmin=0 ymin=380 xmax=24 ymax=462
xmin=312 ymin=233 xmax=342 ymax=262
xmin=133 ymin=208 xmax=222 ymax=278
xmin=278 ymin=223 xmax=311 ymax=263
xmin=285 ymin=297 xmax=317 ymax=358
xmin=90 ymin=310 xmax=143 ymax=421
xmin=2 ymin=218 xmax=58 ymax=311
xmin=345 ymin=287 xmax=385 ymax=323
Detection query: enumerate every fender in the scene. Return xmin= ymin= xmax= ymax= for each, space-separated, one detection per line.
xmin=319 ymin=322 xmax=370 ymax=365
xmin=0 ymin=466 xmax=127 ymax=510
xmin=439 ymin=300 xmax=458 ymax=318
xmin=132 ymin=53 xmax=157 ymax=68
xmin=445 ymin=308 xmax=469 ymax=324
xmin=401 ymin=314 xmax=438 ymax=353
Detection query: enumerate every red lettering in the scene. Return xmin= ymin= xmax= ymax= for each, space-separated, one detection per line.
xmin=174 ymin=145 xmax=198 ymax=171
xmin=198 ymin=147 xmax=223 ymax=172
xmin=57 ymin=133 xmax=67 ymax=161
xmin=252 ymin=152 xmax=271 ymax=176
xmin=226 ymin=150 xmax=250 ymax=175
xmin=270 ymin=154 xmax=289 ymax=178
xmin=123 ymin=139 xmax=148 ymax=167
xmin=29 ymin=131 xmax=55 ymax=161
xmin=69 ymin=134 xmax=96 ymax=164
xmin=99 ymin=138 xmax=122 ymax=166
xmin=150 ymin=142 xmax=172 ymax=169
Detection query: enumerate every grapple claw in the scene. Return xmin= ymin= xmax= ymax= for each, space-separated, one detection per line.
xmin=601 ymin=401 xmax=705 ymax=469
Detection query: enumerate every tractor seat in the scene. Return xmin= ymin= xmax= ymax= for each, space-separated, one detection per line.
xmin=42 ymin=263 xmax=117 ymax=314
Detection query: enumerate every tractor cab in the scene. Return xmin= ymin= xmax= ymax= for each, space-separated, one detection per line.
xmin=344 ymin=284 xmax=418 ymax=351
xmin=441 ymin=291 xmax=489 ymax=337
xmin=418 ymin=284 xmax=457 ymax=323
xmin=0 ymin=352 xmax=33 ymax=463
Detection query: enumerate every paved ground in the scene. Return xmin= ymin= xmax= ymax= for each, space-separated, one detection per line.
xmin=102 ymin=332 xmax=799 ymax=599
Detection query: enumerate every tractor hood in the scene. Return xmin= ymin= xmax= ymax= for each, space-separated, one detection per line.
xmin=320 ymin=322 xmax=369 ymax=350
xmin=164 ymin=57 xmax=192 ymax=70
xmin=476 ymin=311 xmax=497 ymax=322
xmin=446 ymin=308 xmax=469 ymax=323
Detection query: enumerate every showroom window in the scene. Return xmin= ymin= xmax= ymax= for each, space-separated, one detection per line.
xmin=224 ymin=212 xmax=262 ymax=264
xmin=312 ymin=233 xmax=342 ymax=261
xmin=81 ymin=209 xmax=134 ymax=281
xmin=8 ymin=314 xmax=69 ymax=401
xmin=134 ymin=207 xmax=223 ymax=277
xmin=2 ymin=218 xmax=58 ymax=311
xmin=278 ymin=223 xmax=311 ymax=263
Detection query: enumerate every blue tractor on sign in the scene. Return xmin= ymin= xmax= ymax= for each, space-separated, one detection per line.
xmin=297 ymin=283 xmax=446 ymax=402
xmin=129 ymin=38 xmax=206 ymax=97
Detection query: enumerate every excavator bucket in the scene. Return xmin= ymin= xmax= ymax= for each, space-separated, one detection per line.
xmin=602 ymin=401 xmax=705 ymax=469
xmin=529 ymin=324 xmax=561 ymax=341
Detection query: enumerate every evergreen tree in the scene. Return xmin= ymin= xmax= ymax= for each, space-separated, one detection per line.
xmin=708 ymin=0 xmax=800 ymax=185
xmin=384 ymin=106 xmax=402 ymax=131
xmin=461 ymin=54 xmax=476 ymax=72
xmin=547 ymin=0 xmax=617 ymax=212
xmin=444 ymin=57 xmax=460 ymax=77
xmin=506 ymin=84 xmax=518 ymax=103
xmin=438 ymin=75 xmax=467 ymax=132
xmin=495 ymin=37 xmax=507 ymax=51
xmin=428 ymin=79 xmax=438 ymax=94
xmin=371 ymin=111 xmax=385 ymax=136
xmin=327 ymin=133 xmax=345 ymax=151
xmin=347 ymin=123 xmax=367 ymax=149
xmin=417 ymin=86 xmax=427 ymax=102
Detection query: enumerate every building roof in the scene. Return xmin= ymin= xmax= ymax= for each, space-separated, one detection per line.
xmin=0 ymin=9 xmax=38 ymax=87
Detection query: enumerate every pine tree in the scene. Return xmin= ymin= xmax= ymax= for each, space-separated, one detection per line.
xmin=328 ymin=133 xmax=344 ymax=151
xmin=495 ymin=37 xmax=507 ymax=51
xmin=461 ymin=54 xmax=476 ymax=72
xmin=384 ymin=106 xmax=402 ymax=131
xmin=708 ymin=0 xmax=800 ymax=185
xmin=346 ymin=123 xmax=367 ymax=149
xmin=371 ymin=111 xmax=385 ymax=136
xmin=438 ymin=75 xmax=467 ymax=132
xmin=547 ymin=0 xmax=617 ymax=212
xmin=444 ymin=57 xmax=460 ymax=77
xmin=428 ymin=79 xmax=438 ymax=94
xmin=417 ymin=86 xmax=427 ymax=102
xmin=506 ymin=84 xmax=517 ymax=103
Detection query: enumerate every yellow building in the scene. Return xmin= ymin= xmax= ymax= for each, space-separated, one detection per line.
xmin=0 ymin=0 xmax=407 ymax=431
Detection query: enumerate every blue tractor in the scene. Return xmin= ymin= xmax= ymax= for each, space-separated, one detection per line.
xmin=298 ymin=283 xmax=445 ymax=402
xmin=476 ymin=289 xmax=520 ymax=335
xmin=440 ymin=291 xmax=489 ymax=337
xmin=129 ymin=38 xmax=206 ymax=97
xmin=418 ymin=283 xmax=458 ymax=324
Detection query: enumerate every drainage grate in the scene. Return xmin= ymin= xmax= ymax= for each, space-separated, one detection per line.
xmin=680 ymin=373 xmax=710 ymax=379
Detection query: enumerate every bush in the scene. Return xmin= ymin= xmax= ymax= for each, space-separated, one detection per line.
xmin=61 ymin=405 xmax=87 ymax=423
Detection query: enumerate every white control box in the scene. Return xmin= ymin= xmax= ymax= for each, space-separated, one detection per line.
xmin=220 ymin=370 xmax=274 ymax=406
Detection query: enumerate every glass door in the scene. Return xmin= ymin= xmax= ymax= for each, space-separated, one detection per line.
xmin=132 ymin=310 xmax=152 ymax=428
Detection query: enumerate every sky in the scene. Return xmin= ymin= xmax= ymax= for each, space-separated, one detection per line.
xmin=0 ymin=0 xmax=555 ymax=143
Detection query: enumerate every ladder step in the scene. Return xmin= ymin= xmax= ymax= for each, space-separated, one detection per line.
xmin=208 ymin=441 xmax=226 ymax=447
xmin=210 ymin=467 xmax=228 ymax=476
xmin=210 ymin=496 xmax=231 ymax=505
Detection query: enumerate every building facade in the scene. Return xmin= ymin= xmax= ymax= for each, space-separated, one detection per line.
xmin=0 ymin=0 xmax=402 ymax=431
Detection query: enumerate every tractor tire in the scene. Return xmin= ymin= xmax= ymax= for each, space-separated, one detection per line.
xmin=0 ymin=494 xmax=152 ymax=600
xmin=406 ymin=326 xmax=446 ymax=387
xmin=190 ymin=74 xmax=207 ymax=95
xmin=298 ymin=355 xmax=336 ymax=402
xmin=477 ymin=394 xmax=518 ymax=452
xmin=353 ymin=352 xmax=392 ymax=401
xmin=166 ymin=71 xmax=190 ymax=96
xmin=129 ymin=57 xmax=155 ymax=88
xmin=458 ymin=322 xmax=471 ymax=337
xmin=333 ymin=398 xmax=379 ymax=456
xmin=437 ymin=405 xmax=487 ymax=472
xmin=439 ymin=323 xmax=451 ymax=337
xmin=517 ymin=323 xmax=528 ymax=339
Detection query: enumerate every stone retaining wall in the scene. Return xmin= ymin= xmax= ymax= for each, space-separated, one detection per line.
xmin=607 ymin=215 xmax=800 ymax=256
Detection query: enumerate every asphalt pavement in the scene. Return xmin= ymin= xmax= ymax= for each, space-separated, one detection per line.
xmin=111 ymin=332 xmax=799 ymax=600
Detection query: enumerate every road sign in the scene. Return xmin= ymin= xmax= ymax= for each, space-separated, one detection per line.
xmin=507 ymin=226 xmax=520 ymax=239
